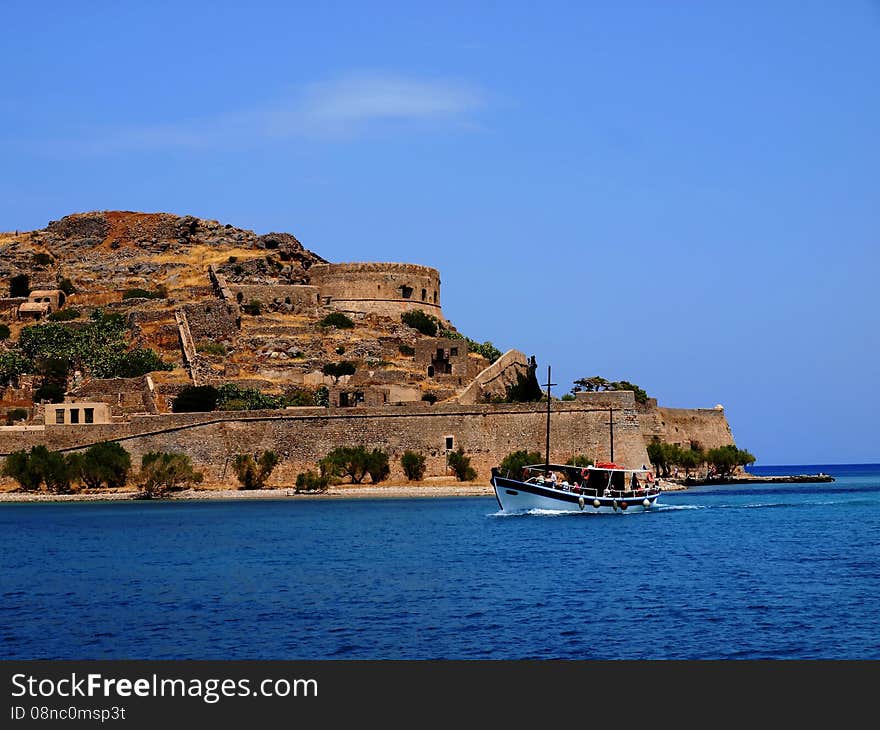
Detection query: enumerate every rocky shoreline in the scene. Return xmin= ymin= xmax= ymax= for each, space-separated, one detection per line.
xmin=677 ymin=473 xmax=834 ymax=487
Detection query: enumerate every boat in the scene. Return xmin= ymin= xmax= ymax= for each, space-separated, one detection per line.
xmin=490 ymin=365 xmax=662 ymax=514
xmin=491 ymin=461 xmax=661 ymax=514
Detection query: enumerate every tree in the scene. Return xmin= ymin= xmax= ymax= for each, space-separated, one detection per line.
xmin=79 ymin=442 xmax=132 ymax=489
xmin=9 ymin=274 xmax=29 ymax=298
xmin=57 ymin=278 xmax=76 ymax=296
xmin=401 ymin=451 xmax=426 ymax=481
xmin=400 ymin=310 xmax=438 ymax=336
xmin=319 ymin=446 xmax=372 ymax=484
xmin=38 ymin=449 xmax=73 ymax=494
xmin=0 ymin=351 xmax=32 ymax=386
xmin=467 ymin=340 xmax=502 ymax=363
xmin=647 ymin=438 xmax=672 ymax=478
xmin=705 ymin=445 xmax=756 ymax=477
xmin=138 ymin=452 xmax=203 ymax=499
xmin=571 ymin=376 xmax=610 ymax=393
xmin=34 ymin=382 xmax=65 ymax=403
xmin=321 ymin=361 xmax=356 ymax=383
xmin=365 ymin=448 xmax=390 ymax=484
xmin=500 ymin=450 xmax=542 ymax=478
xmin=447 ymin=447 xmax=477 ymax=481
xmin=232 ymin=450 xmax=281 ymax=490
xmin=320 ymin=312 xmax=355 ymax=329
xmin=2 ymin=448 xmax=44 ymax=490
xmin=610 ymin=380 xmax=649 ymax=404
xmin=172 ymin=385 xmax=219 ymax=413
xmin=295 ymin=470 xmax=329 ymax=493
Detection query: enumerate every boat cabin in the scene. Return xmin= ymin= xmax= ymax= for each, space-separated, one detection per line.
xmin=517 ymin=462 xmax=654 ymax=498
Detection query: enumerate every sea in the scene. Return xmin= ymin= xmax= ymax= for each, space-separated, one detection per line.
xmin=1 ymin=463 xmax=878 ymax=660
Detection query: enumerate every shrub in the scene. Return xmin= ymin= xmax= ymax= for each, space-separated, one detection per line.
xmin=561 ymin=393 xmax=576 ymax=402
xmin=319 ymin=446 xmax=375 ymax=484
xmin=322 ymin=361 xmax=356 ymax=382
xmin=401 ymin=451 xmax=426 ymax=481
xmin=365 ymin=448 xmax=390 ymax=484
xmin=320 ymin=312 xmax=355 ymax=329
xmin=47 ymin=308 xmax=81 ymax=322
xmin=217 ymin=383 xmax=286 ymax=411
xmin=0 ymin=446 xmax=79 ymax=493
xmin=34 ymin=382 xmax=65 ymax=403
xmin=242 ymin=300 xmax=262 ymax=315
xmin=565 ymin=454 xmax=594 ymax=468
xmin=0 ymin=324 xmax=9 ymax=340
xmin=97 ymin=348 xmax=171 ymax=378
xmin=295 ymin=470 xmax=329 ymax=493
xmin=401 ymin=310 xmax=437 ymax=336
xmin=398 ymin=344 xmax=415 ymax=357
xmin=32 ymin=252 xmax=54 ymax=267
xmin=0 ymin=351 xmax=32 ymax=385
xmin=314 ymin=386 xmax=329 ymax=407
xmin=500 ymin=450 xmax=542 ymax=478
xmin=2 ymin=448 xmax=45 ymax=490
xmin=232 ymin=450 xmax=281 ymax=490
xmin=57 ymin=278 xmax=76 ymax=295
xmin=705 ymin=445 xmax=756 ymax=477
xmin=468 ymin=340 xmax=502 ymax=363
xmin=172 ymin=385 xmax=219 ymax=413
xmin=447 ymin=447 xmax=477 ymax=481
xmin=79 ymin=442 xmax=132 ymax=489
xmin=5 ymin=408 xmax=28 ymax=425
xmin=122 ymin=288 xmax=158 ymax=300
xmin=9 ymin=274 xmax=29 ymax=298
xmin=196 ymin=341 xmax=227 ymax=356
xmin=283 ymin=387 xmax=316 ymax=407
xmin=138 ymin=452 xmax=203 ymax=498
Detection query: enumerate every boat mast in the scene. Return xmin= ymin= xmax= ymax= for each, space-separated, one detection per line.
xmin=543 ymin=365 xmax=555 ymax=472
xmin=609 ymin=407 xmax=614 ymax=462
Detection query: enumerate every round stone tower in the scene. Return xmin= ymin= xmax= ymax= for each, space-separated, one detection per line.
xmin=309 ymin=262 xmax=442 ymax=319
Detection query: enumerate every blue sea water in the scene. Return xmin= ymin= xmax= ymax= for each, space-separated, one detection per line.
xmin=1 ymin=464 xmax=879 ymax=660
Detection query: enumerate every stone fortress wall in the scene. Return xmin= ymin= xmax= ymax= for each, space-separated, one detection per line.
xmin=308 ymin=263 xmax=443 ymax=320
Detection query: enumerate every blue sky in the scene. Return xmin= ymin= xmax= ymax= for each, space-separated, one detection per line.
xmin=2 ymin=1 xmax=878 ymax=464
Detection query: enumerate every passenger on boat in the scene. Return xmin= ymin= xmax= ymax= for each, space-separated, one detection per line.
xmin=631 ymin=472 xmax=640 ymax=491
xmin=547 ymin=471 xmax=557 ymax=487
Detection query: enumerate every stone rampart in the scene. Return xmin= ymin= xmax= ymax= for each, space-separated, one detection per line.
xmin=229 ymin=284 xmax=320 ymax=316
xmin=309 ymin=263 xmax=442 ymax=319
xmin=0 ymin=402 xmax=648 ymax=486
xmin=647 ymin=406 xmax=735 ymax=451
xmin=456 ymin=350 xmax=530 ymax=404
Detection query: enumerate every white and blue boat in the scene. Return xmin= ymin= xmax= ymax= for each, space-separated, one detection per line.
xmin=490 ymin=365 xmax=661 ymax=514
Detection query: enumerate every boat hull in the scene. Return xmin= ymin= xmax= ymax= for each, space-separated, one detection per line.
xmin=492 ymin=475 xmax=660 ymax=514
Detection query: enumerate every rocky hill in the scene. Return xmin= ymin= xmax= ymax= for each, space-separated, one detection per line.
xmin=0 ymin=211 xmax=506 ymax=417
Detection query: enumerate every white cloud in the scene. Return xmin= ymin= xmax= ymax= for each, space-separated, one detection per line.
xmin=43 ymin=73 xmax=486 ymax=156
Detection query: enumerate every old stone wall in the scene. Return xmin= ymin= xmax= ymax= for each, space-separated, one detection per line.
xmin=68 ymin=376 xmax=157 ymax=416
xmin=229 ymin=284 xmax=320 ymax=316
xmin=309 ymin=263 xmax=442 ymax=319
xmin=182 ymin=300 xmax=239 ymax=342
xmin=0 ymin=402 xmax=648 ymax=486
xmin=456 ymin=350 xmax=531 ymax=404
xmin=647 ymin=406 xmax=735 ymax=451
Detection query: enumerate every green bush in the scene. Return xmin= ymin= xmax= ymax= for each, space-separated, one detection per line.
xmin=217 ymin=383 xmax=287 ymax=411
xmin=401 ymin=310 xmax=438 ymax=336
xmin=232 ymin=451 xmax=281 ymax=490
xmin=561 ymin=393 xmax=576 ymax=401
xmin=0 ymin=351 xmax=32 ymax=385
xmin=1 ymin=445 xmax=81 ymax=493
xmin=314 ymin=386 xmax=329 ymax=407
xmin=401 ymin=450 xmax=426 ymax=481
xmin=99 ymin=348 xmax=171 ymax=378
xmin=196 ymin=341 xmax=227 ymax=356
xmin=320 ymin=312 xmax=355 ymax=329
xmin=283 ymin=387 xmax=316 ymax=407
xmin=47 ymin=308 xmax=81 ymax=322
xmin=365 ymin=448 xmax=390 ymax=484
xmin=500 ymin=450 xmax=542 ymax=478
xmin=5 ymin=408 xmax=28 ymax=425
xmin=295 ymin=470 xmax=329 ymax=493
xmin=77 ymin=442 xmax=132 ymax=489
xmin=398 ymin=344 xmax=415 ymax=356
xmin=468 ymin=340 xmax=502 ymax=363
xmin=57 ymin=278 xmax=76 ymax=295
xmin=9 ymin=274 xmax=29 ymax=298
xmin=122 ymin=288 xmax=163 ymax=300
xmin=172 ymin=385 xmax=219 ymax=413
xmin=0 ymin=323 xmax=10 ymax=340
xmin=448 ymin=447 xmax=477 ymax=481
xmin=138 ymin=452 xmax=203 ymax=498
xmin=705 ymin=445 xmax=756 ymax=477
xmin=565 ymin=454 xmax=594 ymax=468
xmin=242 ymin=300 xmax=262 ymax=316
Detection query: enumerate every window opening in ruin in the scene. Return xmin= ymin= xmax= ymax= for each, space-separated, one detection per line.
xmin=69 ymin=409 xmax=80 ymax=424
xmin=427 ymin=365 xmax=435 ymax=377
xmin=84 ymin=408 xmax=94 ymax=424
xmin=450 ymin=347 xmax=458 ymax=357
xmin=421 ymin=288 xmax=427 ymax=301
xmin=55 ymin=410 xmax=64 ymax=424
xmin=445 ymin=436 xmax=454 ymax=451
xmin=433 ymin=291 xmax=437 ymax=303
xmin=339 ymin=392 xmax=350 ymax=407
xmin=400 ymin=286 xmax=413 ymax=299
